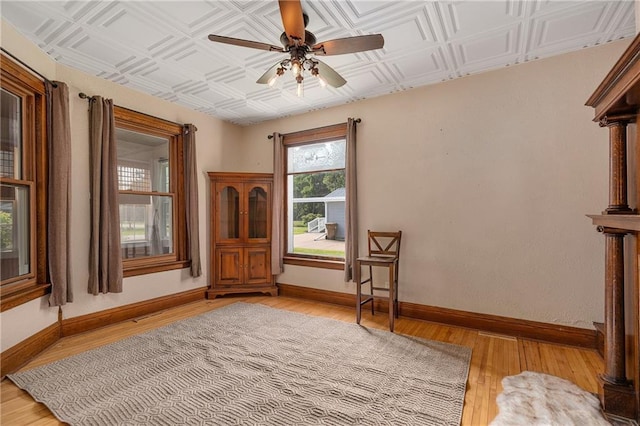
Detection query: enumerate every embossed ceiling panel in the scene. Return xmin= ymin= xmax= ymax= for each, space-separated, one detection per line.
xmin=1 ymin=1 xmax=635 ymax=126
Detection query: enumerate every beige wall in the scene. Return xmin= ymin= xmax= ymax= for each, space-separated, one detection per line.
xmin=241 ymin=39 xmax=631 ymax=329
xmin=0 ymin=16 xmax=633 ymax=352
xmin=0 ymin=19 xmax=243 ymax=350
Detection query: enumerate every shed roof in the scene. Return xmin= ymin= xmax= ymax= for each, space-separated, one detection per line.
xmin=325 ymin=188 xmax=345 ymax=198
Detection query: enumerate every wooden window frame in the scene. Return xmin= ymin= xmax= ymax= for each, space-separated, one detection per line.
xmin=282 ymin=123 xmax=347 ymax=271
xmin=114 ymin=107 xmax=189 ymax=277
xmin=0 ymin=53 xmax=50 ymax=312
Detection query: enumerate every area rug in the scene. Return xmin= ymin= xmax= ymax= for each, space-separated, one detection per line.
xmin=9 ymin=302 xmax=472 ymax=425
xmin=490 ymin=371 xmax=610 ymax=426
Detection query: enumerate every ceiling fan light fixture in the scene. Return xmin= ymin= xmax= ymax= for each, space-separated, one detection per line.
xmin=291 ymin=59 xmax=302 ymax=77
xmin=268 ymin=66 xmax=286 ymax=87
xmin=310 ymin=65 xmax=326 ymax=88
xmin=296 ymin=74 xmax=304 ymax=97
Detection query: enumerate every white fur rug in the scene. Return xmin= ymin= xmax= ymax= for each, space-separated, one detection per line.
xmin=491 ymin=371 xmax=610 ymax=426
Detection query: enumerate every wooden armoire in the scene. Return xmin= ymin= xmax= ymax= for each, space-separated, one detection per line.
xmin=207 ymin=172 xmax=278 ymax=299
xmin=586 ymin=34 xmax=640 ymax=421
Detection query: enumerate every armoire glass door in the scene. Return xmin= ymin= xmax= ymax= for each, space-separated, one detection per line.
xmin=218 ymin=184 xmax=240 ymax=240
xmin=247 ymin=185 xmax=268 ymax=240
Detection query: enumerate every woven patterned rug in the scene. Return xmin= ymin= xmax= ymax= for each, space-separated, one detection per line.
xmin=9 ymin=302 xmax=472 ymax=425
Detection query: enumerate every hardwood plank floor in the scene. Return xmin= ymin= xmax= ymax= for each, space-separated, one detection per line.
xmin=1 ymin=296 xmax=604 ymax=425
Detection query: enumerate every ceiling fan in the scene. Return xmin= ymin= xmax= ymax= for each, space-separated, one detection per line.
xmin=208 ymin=0 xmax=384 ymax=95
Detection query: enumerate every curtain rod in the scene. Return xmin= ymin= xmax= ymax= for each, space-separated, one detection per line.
xmin=1 ymin=47 xmax=58 ymax=88
xmin=78 ymin=92 xmax=197 ymax=131
xmin=78 ymin=92 xmax=96 ymax=102
xmin=267 ymin=118 xmax=361 ymax=139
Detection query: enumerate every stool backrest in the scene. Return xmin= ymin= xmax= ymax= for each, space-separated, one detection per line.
xmin=367 ymin=230 xmax=402 ymax=259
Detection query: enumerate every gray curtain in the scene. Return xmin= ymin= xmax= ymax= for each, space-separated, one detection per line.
xmin=184 ymin=124 xmax=201 ymax=277
xmin=45 ymin=81 xmax=73 ymax=306
xmin=271 ymin=132 xmax=284 ymax=274
xmin=344 ymin=118 xmax=358 ymax=282
xmin=88 ymin=96 xmax=123 ymax=294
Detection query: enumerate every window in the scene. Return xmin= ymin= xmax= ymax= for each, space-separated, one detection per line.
xmin=114 ymin=107 xmax=188 ymax=277
xmin=0 ymin=53 xmax=49 ymax=311
xmin=283 ymin=123 xmax=347 ymax=269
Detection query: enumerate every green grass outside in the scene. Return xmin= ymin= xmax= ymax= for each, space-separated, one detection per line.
xmin=293 ymin=221 xmax=306 ymax=235
xmin=293 ymin=247 xmax=345 ymax=257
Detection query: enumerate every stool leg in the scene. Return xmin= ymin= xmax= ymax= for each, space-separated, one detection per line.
xmin=394 ymin=262 xmax=399 ymax=318
xmin=388 ymin=264 xmax=395 ymax=332
xmin=356 ymin=263 xmax=362 ymax=324
xmin=369 ymin=265 xmax=374 ymax=315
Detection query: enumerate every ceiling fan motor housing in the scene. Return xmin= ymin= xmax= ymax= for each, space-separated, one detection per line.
xmin=280 ymin=30 xmax=316 ymax=48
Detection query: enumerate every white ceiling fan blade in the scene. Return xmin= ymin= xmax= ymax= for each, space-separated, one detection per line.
xmin=257 ymin=62 xmax=284 ymax=84
xmin=314 ymin=60 xmax=346 ymax=88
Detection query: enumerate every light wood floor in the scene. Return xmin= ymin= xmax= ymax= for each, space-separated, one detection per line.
xmin=1 ymin=296 xmax=604 ymax=425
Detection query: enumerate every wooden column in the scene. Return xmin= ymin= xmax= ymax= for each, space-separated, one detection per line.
xmin=596 ymin=116 xmax=636 ymax=419
xmin=600 ymin=227 xmax=628 ymax=384
xmin=602 ymin=119 xmax=631 ymax=214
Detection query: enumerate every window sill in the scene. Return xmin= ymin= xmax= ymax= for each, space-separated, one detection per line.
xmin=1 ymin=282 xmax=51 ymax=312
xmin=123 ymin=260 xmax=191 ymax=278
xmin=283 ymin=256 xmax=344 ymax=270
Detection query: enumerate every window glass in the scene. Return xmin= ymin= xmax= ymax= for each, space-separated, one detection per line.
xmin=286 ymin=139 xmax=346 ymax=259
xmin=119 ymin=194 xmax=173 ymax=258
xmin=116 ymin=128 xmax=173 ymax=260
xmin=116 ymin=128 xmax=169 ymax=192
xmin=0 ymin=88 xmax=22 ymax=179
xmin=0 ymin=183 xmax=30 ymax=280
xmin=287 ymin=139 xmax=345 ymax=174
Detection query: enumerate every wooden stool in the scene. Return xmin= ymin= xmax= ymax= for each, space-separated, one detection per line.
xmin=356 ymin=230 xmax=402 ymax=331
